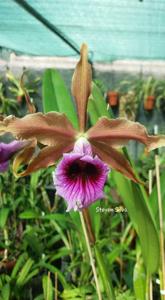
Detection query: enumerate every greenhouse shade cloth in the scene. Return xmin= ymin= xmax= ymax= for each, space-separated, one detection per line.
xmin=0 ymin=0 xmax=165 ymax=62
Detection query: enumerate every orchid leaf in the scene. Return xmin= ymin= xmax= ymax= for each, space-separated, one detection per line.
xmin=19 ymin=210 xmax=40 ymax=219
xmin=0 ymin=208 xmax=10 ymax=229
xmin=87 ymin=97 xmax=98 ymax=125
xmin=11 ymin=253 xmax=28 ymax=279
xmin=94 ymin=245 xmax=115 ymax=300
xmin=113 ymin=172 xmax=160 ymax=274
xmin=42 ymin=275 xmax=53 ymax=300
xmin=87 ymin=117 xmax=165 ymax=151
xmin=88 ymin=82 xmax=110 ymax=125
xmin=42 ymin=69 xmax=78 ymax=129
xmin=148 ymin=171 xmax=165 ymax=229
xmin=71 ymin=44 xmax=92 ymax=132
xmin=0 ymin=112 xmax=77 ymax=146
xmin=89 ymin=201 xmax=101 ymax=239
xmin=16 ymin=258 xmax=34 ymax=286
xmin=133 ymin=254 xmax=146 ymax=300
xmin=38 ymin=262 xmax=68 ymax=288
xmin=42 ymin=69 xmax=58 ymax=112
xmin=1 ymin=284 xmax=10 ymax=300
xmin=61 ymin=286 xmax=93 ymax=299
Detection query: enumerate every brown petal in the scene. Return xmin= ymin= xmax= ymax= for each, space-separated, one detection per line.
xmin=87 ymin=117 xmax=165 ymax=151
xmin=71 ymin=44 xmax=92 ymax=132
xmin=91 ymin=140 xmax=141 ymax=183
xmin=13 ymin=139 xmax=37 ymax=176
xmin=0 ymin=112 xmax=77 ymax=146
xmin=0 ymin=117 xmax=5 ymax=135
xmin=13 ymin=141 xmax=74 ymax=177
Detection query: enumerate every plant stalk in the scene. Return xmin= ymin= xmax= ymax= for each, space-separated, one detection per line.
xmin=4 ymin=228 xmax=9 ymax=260
xmin=146 ymin=272 xmax=153 ymax=300
xmin=155 ymin=155 xmax=165 ymax=300
xmin=146 ymin=170 xmax=153 ymax=300
xmin=81 ymin=208 xmax=115 ymax=300
xmin=79 ymin=210 xmax=102 ymax=300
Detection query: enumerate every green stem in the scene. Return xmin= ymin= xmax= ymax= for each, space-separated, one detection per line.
xmin=4 ymin=227 xmax=9 ymax=260
xmin=155 ymin=155 xmax=165 ymax=300
xmin=94 ymin=244 xmax=116 ymax=300
xmin=146 ymin=272 xmax=153 ymax=300
xmin=82 ymin=208 xmax=115 ymax=300
xmin=79 ymin=211 xmax=102 ymax=300
xmin=146 ymin=170 xmax=153 ymax=300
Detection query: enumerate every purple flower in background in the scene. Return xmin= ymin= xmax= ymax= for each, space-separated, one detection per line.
xmin=0 ymin=140 xmax=25 ymax=172
xmin=53 ymin=137 xmax=109 ymax=211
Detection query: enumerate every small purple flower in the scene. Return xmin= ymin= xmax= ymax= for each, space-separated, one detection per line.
xmin=53 ymin=137 xmax=109 ymax=211
xmin=0 ymin=140 xmax=25 ymax=172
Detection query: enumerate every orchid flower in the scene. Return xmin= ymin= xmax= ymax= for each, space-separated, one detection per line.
xmin=0 ymin=140 xmax=28 ymax=172
xmin=53 ymin=137 xmax=109 ymax=211
xmin=0 ymin=44 xmax=165 ymax=210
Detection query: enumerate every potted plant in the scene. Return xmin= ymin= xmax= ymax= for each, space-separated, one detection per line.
xmin=119 ymin=91 xmax=138 ymax=121
xmin=117 ymin=78 xmax=143 ymax=120
xmin=107 ymin=90 xmax=119 ymax=106
xmin=155 ymin=79 xmax=165 ymax=114
xmin=141 ymin=77 xmax=158 ymax=111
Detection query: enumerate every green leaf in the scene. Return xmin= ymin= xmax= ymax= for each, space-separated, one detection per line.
xmin=30 ymin=171 xmax=41 ymax=190
xmin=0 ymin=208 xmax=10 ymax=229
xmin=34 ymin=295 xmax=44 ymax=300
xmin=133 ymin=254 xmax=146 ymax=300
xmin=24 ymin=231 xmax=43 ymax=257
xmin=89 ymin=201 xmax=101 ymax=239
xmin=42 ymin=69 xmax=78 ymax=129
xmin=19 ymin=210 xmax=40 ymax=219
xmin=94 ymin=245 xmax=115 ymax=300
xmin=11 ymin=253 xmax=28 ymax=279
xmin=42 ymin=213 xmax=71 ymax=225
xmin=42 ymin=274 xmax=53 ymax=300
xmin=61 ymin=286 xmax=92 ymax=299
xmin=113 ymin=172 xmax=160 ymax=274
xmin=38 ymin=262 xmax=68 ymax=288
xmin=23 ymin=268 xmax=39 ymax=285
xmin=149 ymin=171 xmax=165 ymax=229
xmin=50 ymin=248 xmax=71 ymax=262
xmin=1 ymin=283 xmax=10 ymax=300
xmin=88 ymin=82 xmax=112 ymax=125
xmin=42 ymin=69 xmax=58 ymax=112
xmin=107 ymin=244 xmax=125 ymax=265
xmin=16 ymin=258 xmax=34 ymax=286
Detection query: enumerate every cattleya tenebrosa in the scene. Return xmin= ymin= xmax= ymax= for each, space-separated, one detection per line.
xmin=0 ymin=44 xmax=165 ymax=211
xmin=53 ymin=137 xmax=109 ymax=211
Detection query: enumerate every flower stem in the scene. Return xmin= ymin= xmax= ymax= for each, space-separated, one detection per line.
xmin=4 ymin=228 xmax=9 ymax=260
xmin=81 ymin=208 xmax=115 ymax=300
xmin=79 ymin=210 xmax=102 ymax=300
xmin=155 ymin=155 xmax=165 ymax=300
xmin=94 ymin=244 xmax=115 ymax=300
xmin=146 ymin=272 xmax=153 ymax=300
xmin=145 ymin=170 xmax=153 ymax=300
